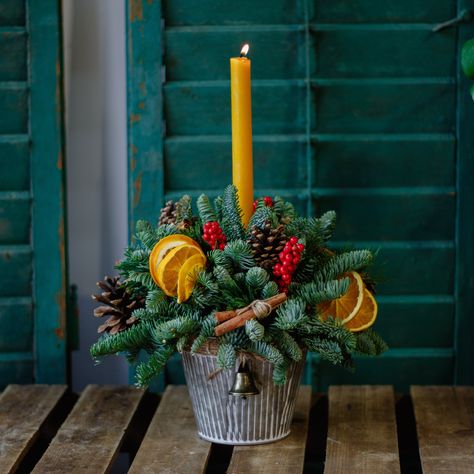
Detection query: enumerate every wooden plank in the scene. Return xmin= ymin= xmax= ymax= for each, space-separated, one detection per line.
xmin=0 ymin=384 xmax=66 ymax=473
xmin=316 ymin=350 xmax=453 ymax=392
xmin=0 ymin=0 xmax=25 ymax=26
xmin=129 ymin=385 xmax=212 ymax=474
xmin=165 ymin=29 xmax=305 ymax=81
xmin=28 ymin=0 xmax=67 ymax=384
xmin=0 ymin=246 xmax=31 ymax=296
xmin=0 ymin=194 xmax=30 ymax=244
xmin=163 ymin=0 xmax=299 ymax=26
xmin=33 ymin=385 xmax=145 ymax=473
xmin=0 ymin=31 xmax=26 ymax=81
xmin=315 ymin=193 xmax=455 ymax=241
xmin=411 ymin=386 xmax=474 ymax=473
xmin=313 ymin=0 xmax=454 ymax=23
xmin=325 ymin=385 xmax=400 ymax=473
xmin=314 ymin=82 xmax=455 ymax=133
xmin=227 ymin=386 xmax=311 ymax=474
xmin=0 ymin=84 xmax=28 ymax=134
xmin=0 ymin=297 xmax=33 ymax=351
xmin=0 ymin=136 xmax=30 ymax=190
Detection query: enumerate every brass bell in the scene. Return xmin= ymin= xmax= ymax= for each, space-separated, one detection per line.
xmin=228 ymin=361 xmax=259 ymax=398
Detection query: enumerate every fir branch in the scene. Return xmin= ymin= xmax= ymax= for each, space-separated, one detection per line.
xmin=217 ymin=343 xmax=236 ymax=369
xmin=272 ymin=196 xmax=295 ymax=224
xmin=135 ymin=220 xmax=159 ymax=250
xmin=277 ymin=330 xmax=303 ymax=361
xmin=356 ymin=330 xmax=388 ymax=356
xmin=297 ymin=278 xmax=350 ymax=306
xmin=90 ymin=321 xmax=155 ymax=358
xmin=197 ymin=194 xmax=217 ymax=223
xmin=245 ymin=267 xmax=270 ymax=296
xmin=246 ymin=203 xmax=272 ymax=233
xmin=207 ymin=250 xmax=233 ymax=271
xmin=274 ymin=299 xmax=308 ymax=331
xmin=223 ymin=240 xmax=255 ymax=270
xmin=272 ymin=359 xmax=290 ymax=385
xmin=245 ymin=319 xmax=265 ymax=341
xmin=135 ymin=346 xmax=174 ymax=387
xmin=191 ymin=314 xmax=217 ymax=353
xmin=316 ymin=250 xmax=373 ymax=282
xmin=214 ymin=195 xmax=223 ymax=221
xmin=153 ymin=317 xmax=199 ymax=344
xmin=145 ymin=288 xmax=167 ymax=312
xmin=221 ymin=185 xmax=245 ymax=241
xmin=304 ymin=337 xmax=344 ymax=365
xmin=261 ymin=281 xmax=279 ymax=299
xmin=248 ymin=341 xmax=284 ymax=367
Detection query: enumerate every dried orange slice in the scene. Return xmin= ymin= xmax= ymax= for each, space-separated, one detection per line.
xmin=317 ymin=271 xmax=364 ymax=324
xmin=177 ymin=254 xmax=206 ymax=303
xmin=156 ymin=244 xmax=205 ymax=296
xmin=149 ymin=235 xmax=201 ymax=287
xmin=344 ymin=288 xmax=378 ymax=332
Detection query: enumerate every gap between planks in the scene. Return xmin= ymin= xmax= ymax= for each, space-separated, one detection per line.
xmin=129 ymin=385 xmax=212 ymax=474
xmin=0 ymin=384 xmax=67 ymax=474
xmin=32 ymin=385 xmax=145 ymax=474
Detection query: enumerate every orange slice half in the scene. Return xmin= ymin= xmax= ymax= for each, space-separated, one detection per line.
xmin=149 ymin=234 xmax=201 ymax=287
xmin=317 ymin=271 xmax=364 ymax=324
xmin=177 ymin=254 xmax=206 ymax=303
xmin=155 ymin=244 xmax=205 ymax=296
xmin=344 ymin=288 xmax=378 ymax=332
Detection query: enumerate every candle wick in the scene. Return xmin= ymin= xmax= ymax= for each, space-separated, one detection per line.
xmin=240 ymin=53 xmax=246 ymax=58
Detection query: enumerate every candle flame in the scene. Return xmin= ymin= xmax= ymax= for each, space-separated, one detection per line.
xmin=240 ymin=44 xmax=250 ymax=57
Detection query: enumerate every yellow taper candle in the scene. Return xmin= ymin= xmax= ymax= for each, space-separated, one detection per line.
xmin=230 ymin=44 xmax=254 ymax=227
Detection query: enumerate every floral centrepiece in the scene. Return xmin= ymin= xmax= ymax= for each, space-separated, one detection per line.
xmin=91 ymin=185 xmax=387 ymax=387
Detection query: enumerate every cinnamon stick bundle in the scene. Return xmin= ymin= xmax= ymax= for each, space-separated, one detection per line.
xmin=214 ymin=293 xmax=287 ymax=337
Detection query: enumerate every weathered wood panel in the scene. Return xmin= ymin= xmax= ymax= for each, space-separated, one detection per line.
xmin=0 ymin=246 xmax=31 ymax=296
xmin=313 ymin=0 xmax=454 ymax=23
xmin=0 ymin=194 xmax=30 ymax=244
xmin=313 ymin=135 xmax=455 ymax=188
xmin=315 ymin=193 xmax=455 ymax=241
xmin=0 ymin=136 xmax=29 ymax=190
xmin=0 ymin=0 xmax=25 ymax=26
xmin=163 ymin=0 xmax=299 ymax=26
xmin=314 ymin=29 xmax=455 ymax=78
xmin=0 ymin=31 xmax=27 ymax=81
xmin=314 ymin=82 xmax=455 ymax=133
xmin=411 ymin=386 xmax=474 ymax=473
xmin=33 ymin=385 xmax=145 ymax=473
xmin=227 ymin=386 xmax=311 ymax=474
xmin=0 ymin=384 xmax=66 ymax=473
xmin=325 ymin=385 xmax=400 ymax=473
xmin=164 ymin=82 xmax=306 ymax=136
xmin=0 ymin=297 xmax=33 ymax=351
xmin=166 ymin=29 xmax=305 ymax=81
xmin=0 ymin=85 xmax=28 ymax=134
xmin=129 ymin=385 xmax=211 ymax=474
xmin=315 ymin=350 xmax=453 ymax=392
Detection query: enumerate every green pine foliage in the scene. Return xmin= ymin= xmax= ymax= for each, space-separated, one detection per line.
xmin=90 ymin=187 xmax=388 ymax=387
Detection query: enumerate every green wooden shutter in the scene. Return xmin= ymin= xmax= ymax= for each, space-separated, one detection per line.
xmin=0 ymin=0 xmax=67 ymax=386
xmin=127 ymin=0 xmax=474 ymax=391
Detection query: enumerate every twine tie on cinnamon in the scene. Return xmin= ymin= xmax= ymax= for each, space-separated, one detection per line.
xmin=236 ymin=300 xmax=272 ymax=320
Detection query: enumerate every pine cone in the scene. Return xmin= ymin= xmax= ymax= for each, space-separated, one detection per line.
xmin=159 ymin=200 xmax=177 ymax=225
xmin=248 ymin=221 xmax=287 ymax=270
xmin=92 ymin=276 xmax=145 ymax=335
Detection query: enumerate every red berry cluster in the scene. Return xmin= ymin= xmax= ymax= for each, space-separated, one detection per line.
xmin=272 ymin=237 xmax=305 ymax=292
xmin=203 ymin=221 xmax=227 ymax=250
xmin=253 ymin=196 xmax=274 ymax=212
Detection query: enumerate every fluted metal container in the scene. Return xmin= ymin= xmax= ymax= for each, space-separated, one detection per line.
xmin=182 ymin=345 xmax=306 ymax=445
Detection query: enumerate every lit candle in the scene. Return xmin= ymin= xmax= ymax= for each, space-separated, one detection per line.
xmin=230 ymin=44 xmax=253 ymax=227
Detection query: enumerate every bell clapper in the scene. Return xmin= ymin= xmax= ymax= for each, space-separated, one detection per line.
xmin=229 ymin=359 xmax=260 ymax=398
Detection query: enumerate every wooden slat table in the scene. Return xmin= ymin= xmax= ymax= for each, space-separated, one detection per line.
xmin=0 ymin=384 xmax=473 ymax=473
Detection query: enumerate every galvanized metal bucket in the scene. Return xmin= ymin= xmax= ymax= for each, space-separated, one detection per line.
xmin=182 ymin=342 xmax=306 ymax=445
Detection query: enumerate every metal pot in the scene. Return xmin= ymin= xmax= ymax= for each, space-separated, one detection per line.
xmin=182 ymin=342 xmax=306 ymax=445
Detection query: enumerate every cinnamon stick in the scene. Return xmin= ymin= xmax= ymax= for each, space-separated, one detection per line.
xmin=214 ymin=293 xmax=287 ymax=337
xmin=215 ymin=310 xmax=236 ymax=323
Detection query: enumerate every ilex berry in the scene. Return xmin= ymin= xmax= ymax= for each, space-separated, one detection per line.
xmin=272 ymin=237 xmax=305 ymax=293
xmin=203 ymin=221 xmax=227 ymax=250
xmin=253 ymin=196 xmax=274 ymax=212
